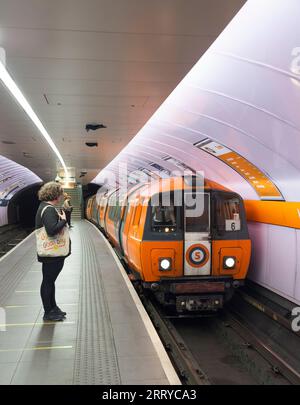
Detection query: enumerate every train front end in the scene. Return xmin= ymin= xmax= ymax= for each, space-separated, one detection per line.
xmin=140 ymin=181 xmax=251 ymax=313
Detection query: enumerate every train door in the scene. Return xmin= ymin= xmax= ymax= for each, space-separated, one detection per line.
xmin=184 ymin=192 xmax=211 ymax=276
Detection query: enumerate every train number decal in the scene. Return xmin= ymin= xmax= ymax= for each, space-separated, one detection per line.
xmin=185 ymin=244 xmax=209 ymax=268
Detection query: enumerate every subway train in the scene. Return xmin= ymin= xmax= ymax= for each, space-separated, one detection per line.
xmin=86 ymin=176 xmax=251 ymax=313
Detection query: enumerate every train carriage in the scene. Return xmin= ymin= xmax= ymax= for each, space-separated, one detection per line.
xmin=86 ymin=176 xmax=251 ymax=313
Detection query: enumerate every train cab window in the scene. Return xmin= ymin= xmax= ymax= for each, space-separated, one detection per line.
xmin=215 ymin=196 xmax=241 ymax=233
xmin=184 ymin=193 xmax=209 ymax=233
xmin=151 ymin=204 xmax=177 ymax=233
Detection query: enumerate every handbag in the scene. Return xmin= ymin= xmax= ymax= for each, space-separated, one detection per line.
xmin=36 ymin=205 xmax=70 ymax=257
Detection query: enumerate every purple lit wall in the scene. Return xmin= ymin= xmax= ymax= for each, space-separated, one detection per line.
xmin=0 ymin=155 xmax=42 ymax=226
xmin=93 ymin=0 xmax=300 ymax=304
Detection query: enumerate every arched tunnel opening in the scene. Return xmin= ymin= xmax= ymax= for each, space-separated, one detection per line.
xmin=4 ymin=182 xmax=101 ymax=230
xmin=7 ymin=183 xmax=41 ymax=230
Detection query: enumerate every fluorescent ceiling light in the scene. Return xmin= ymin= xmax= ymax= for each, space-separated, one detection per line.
xmin=0 ymin=52 xmax=69 ymax=179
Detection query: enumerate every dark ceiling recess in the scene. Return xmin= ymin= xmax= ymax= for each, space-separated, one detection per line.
xmin=85 ymin=123 xmax=106 ymax=132
xmin=85 ymin=142 xmax=98 ymax=147
xmin=2 ymin=140 xmax=16 ymax=144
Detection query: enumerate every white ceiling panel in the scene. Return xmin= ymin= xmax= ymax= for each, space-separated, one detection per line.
xmin=45 ymin=94 xmax=149 ymax=108
xmin=0 ymin=0 xmax=244 ymax=35
xmin=8 ymin=57 xmax=192 ymax=82
xmin=14 ymin=78 xmax=176 ymax=97
xmin=1 ymin=28 xmax=213 ymax=63
xmin=0 ymin=0 xmax=245 ymax=183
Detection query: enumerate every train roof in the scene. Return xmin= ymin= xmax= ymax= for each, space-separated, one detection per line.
xmin=91 ymin=176 xmax=235 ymax=203
xmin=138 ymin=176 xmax=232 ymax=198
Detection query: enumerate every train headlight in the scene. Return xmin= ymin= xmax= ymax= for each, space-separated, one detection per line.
xmin=159 ymin=258 xmax=172 ymax=271
xmin=223 ymin=256 xmax=236 ymax=269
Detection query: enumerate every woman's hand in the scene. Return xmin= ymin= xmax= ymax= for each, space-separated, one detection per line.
xmin=58 ymin=210 xmax=66 ymax=221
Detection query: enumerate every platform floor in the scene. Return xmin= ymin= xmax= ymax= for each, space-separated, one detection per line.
xmin=0 ymin=220 xmax=180 ymax=385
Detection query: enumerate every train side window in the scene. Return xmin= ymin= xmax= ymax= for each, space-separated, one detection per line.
xmin=132 ymin=206 xmax=139 ymax=226
xmin=108 ymin=205 xmax=116 ymax=221
xmin=92 ymin=199 xmax=98 ymax=217
xmin=133 ymin=197 xmax=145 ymax=227
xmin=122 ymin=200 xmax=129 ymax=223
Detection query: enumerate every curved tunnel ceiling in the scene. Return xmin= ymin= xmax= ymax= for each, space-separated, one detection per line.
xmin=93 ymin=0 xmax=300 ymax=203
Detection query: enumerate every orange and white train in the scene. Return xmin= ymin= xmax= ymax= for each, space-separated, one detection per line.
xmin=86 ymin=176 xmax=251 ymax=313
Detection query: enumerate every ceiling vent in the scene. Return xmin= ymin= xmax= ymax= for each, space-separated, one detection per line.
xmin=85 ymin=142 xmax=98 ymax=147
xmin=23 ymin=152 xmax=33 ymax=158
xmin=85 ymin=123 xmax=106 ymax=132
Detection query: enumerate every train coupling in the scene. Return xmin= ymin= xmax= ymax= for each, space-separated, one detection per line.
xmin=176 ymin=295 xmax=223 ymax=312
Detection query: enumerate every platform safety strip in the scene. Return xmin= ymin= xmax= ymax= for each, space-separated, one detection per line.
xmin=73 ymin=222 xmax=121 ymax=384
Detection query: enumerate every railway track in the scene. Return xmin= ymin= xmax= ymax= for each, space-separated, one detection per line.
xmin=141 ymin=294 xmax=260 ymax=385
xmin=140 ymin=289 xmax=299 ymax=385
xmin=225 ymin=282 xmax=300 ymax=385
xmin=0 ymin=225 xmax=31 ymax=257
xmin=140 ymin=295 xmax=210 ymax=385
xmin=224 ymin=306 xmax=300 ymax=385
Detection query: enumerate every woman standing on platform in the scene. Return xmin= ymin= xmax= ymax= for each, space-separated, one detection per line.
xmin=63 ymin=193 xmax=73 ymax=228
xmin=35 ymin=182 xmax=71 ymax=322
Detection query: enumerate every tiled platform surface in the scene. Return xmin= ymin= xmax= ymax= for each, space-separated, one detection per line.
xmin=0 ymin=220 xmax=179 ymax=385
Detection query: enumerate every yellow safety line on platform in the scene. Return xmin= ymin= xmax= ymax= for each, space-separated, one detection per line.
xmin=0 ymin=321 xmax=75 ymax=328
xmin=15 ymin=289 xmax=77 ymax=293
xmin=0 ymin=345 xmax=73 ymax=353
xmin=5 ymin=304 xmax=77 ymax=309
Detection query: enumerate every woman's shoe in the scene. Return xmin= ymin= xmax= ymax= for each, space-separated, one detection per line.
xmin=43 ymin=309 xmax=64 ymax=322
xmin=53 ymin=306 xmax=67 ymax=316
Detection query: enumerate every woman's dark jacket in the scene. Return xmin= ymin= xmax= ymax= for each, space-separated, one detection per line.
xmin=35 ymin=201 xmax=71 ymax=263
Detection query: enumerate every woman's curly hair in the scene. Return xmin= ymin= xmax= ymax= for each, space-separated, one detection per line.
xmin=38 ymin=182 xmax=63 ymax=202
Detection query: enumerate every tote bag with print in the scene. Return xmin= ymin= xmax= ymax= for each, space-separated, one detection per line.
xmin=36 ymin=205 xmax=70 ymax=257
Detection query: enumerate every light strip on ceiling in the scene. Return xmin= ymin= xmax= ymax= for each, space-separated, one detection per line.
xmin=0 ymin=57 xmax=69 ymax=179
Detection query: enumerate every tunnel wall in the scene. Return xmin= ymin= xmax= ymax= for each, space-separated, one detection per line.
xmin=248 ymin=223 xmax=300 ymax=305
